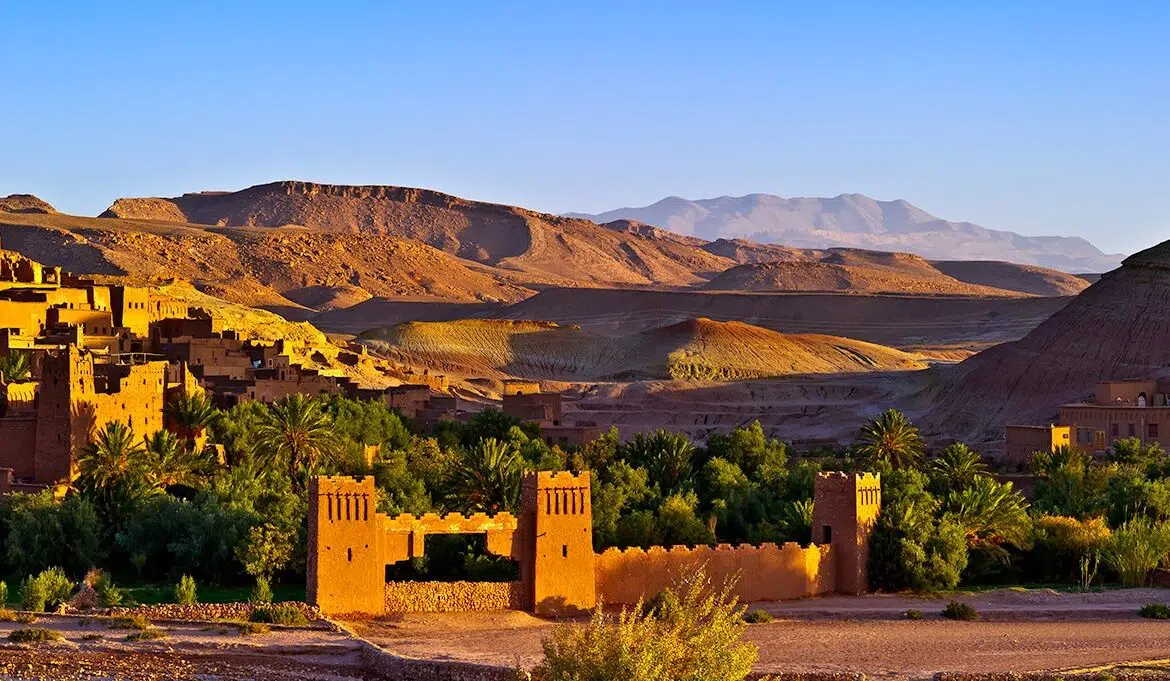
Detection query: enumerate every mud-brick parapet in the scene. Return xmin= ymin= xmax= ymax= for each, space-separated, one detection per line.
xmin=381 ymin=512 xmax=519 ymax=533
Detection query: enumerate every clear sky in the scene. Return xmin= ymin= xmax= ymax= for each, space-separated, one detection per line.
xmin=2 ymin=1 xmax=1167 ymax=254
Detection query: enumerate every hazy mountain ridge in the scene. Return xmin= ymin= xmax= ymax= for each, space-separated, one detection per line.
xmin=568 ymin=193 xmax=1123 ymax=273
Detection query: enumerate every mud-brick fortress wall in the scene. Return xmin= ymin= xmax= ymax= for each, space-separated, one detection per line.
xmin=595 ymin=542 xmax=834 ymax=606
xmin=309 ymin=471 xmax=879 ymax=617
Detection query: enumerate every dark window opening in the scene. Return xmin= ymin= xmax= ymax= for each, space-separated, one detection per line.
xmin=562 ymin=544 xmax=568 ymax=558
xmin=822 ymin=525 xmax=832 ymax=544
xmin=347 ymin=548 xmax=353 ymax=562
xmin=386 ymin=534 xmax=519 ymax=583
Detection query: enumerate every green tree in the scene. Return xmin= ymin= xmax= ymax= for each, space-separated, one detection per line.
xmin=144 ymin=430 xmax=207 ymax=490
xmin=235 ymin=523 xmax=295 ymax=581
xmin=855 ymin=409 xmax=924 ymax=470
xmin=446 ymin=438 xmax=525 ymax=513
xmin=1107 ymin=437 xmax=1166 ymax=468
xmin=930 ymin=443 xmax=988 ymax=494
xmin=705 ymin=421 xmax=788 ymax=485
xmin=165 ymin=390 xmax=220 ymax=451
xmin=0 ymin=352 xmax=31 ymax=382
xmin=76 ymin=421 xmax=150 ymax=490
xmin=869 ymin=471 xmax=968 ymax=591
xmin=943 ymin=476 xmax=1031 ymax=561
xmin=254 ymin=394 xmax=340 ymax=487
xmin=1102 ymin=517 xmax=1170 ymax=587
xmin=620 ymin=430 xmax=696 ymax=494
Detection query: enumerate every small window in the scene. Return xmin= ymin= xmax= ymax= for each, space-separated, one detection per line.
xmin=562 ymin=545 xmax=568 ymax=558
xmin=347 ymin=548 xmax=353 ymax=562
xmin=822 ymin=525 xmax=832 ymax=544
xmin=1150 ymin=423 xmax=1160 ymax=439
xmin=1129 ymin=423 xmax=1136 ymax=437
xmin=1111 ymin=423 xmax=1119 ymax=437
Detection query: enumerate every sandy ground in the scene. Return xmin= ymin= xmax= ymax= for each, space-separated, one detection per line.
xmin=0 ymin=615 xmax=367 ymax=680
xmin=355 ymin=589 xmax=1170 ymax=679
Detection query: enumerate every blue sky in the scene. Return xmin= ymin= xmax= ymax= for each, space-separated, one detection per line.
xmin=2 ymin=1 xmax=1167 ymax=254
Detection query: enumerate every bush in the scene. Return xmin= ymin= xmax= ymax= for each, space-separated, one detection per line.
xmin=0 ymin=580 xmax=8 ymax=605
xmin=941 ymin=601 xmax=978 ymax=621
xmin=743 ymin=610 xmax=773 ymax=624
xmin=125 ymin=628 xmax=167 ymax=642
xmin=1103 ymin=517 xmax=1170 ymax=587
xmin=530 ymin=572 xmax=759 ymax=681
xmin=249 ymin=604 xmax=308 ymax=626
xmin=19 ymin=576 xmax=46 ymax=613
xmin=234 ymin=621 xmax=271 ymax=636
xmin=108 ymin=615 xmax=151 ymax=631
xmin=0 ymin=609 xmax=15 ymax=622
xmin=93 ymin=572 xmax=122 ymax=607
xmin=175 ymin=575 xmax=198 ymax=605
xmin=249 ymin=576 xmax=273 ymax=604
xmin=15 ymin=612 xmax=37 ymax=624
xmin=37 ymin=568 xmax=74 ymax=609
xmin=8 ymin=627 xmax=62 ymax=643
xmin=1139 ymin=603 xmax=1170 ymax=619
xmin=904 ymin=608 xmax=924 ymax=620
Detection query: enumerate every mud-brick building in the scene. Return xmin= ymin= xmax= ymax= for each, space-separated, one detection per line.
xmin=0 ymin=346 xmax=183 ymax=488
xmin=500 ymin=382 xmax=603 ymax=447
xmin=308 ymin=471 xmax=880 ymax=617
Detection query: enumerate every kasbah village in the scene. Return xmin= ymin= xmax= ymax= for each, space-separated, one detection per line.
xmin=3 ymin=222 xmax=1170 ymax=681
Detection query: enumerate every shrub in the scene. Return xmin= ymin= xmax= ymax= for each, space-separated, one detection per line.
xmin=93 ymin=573 xmax=123 ymax=607
xmin=0 ymin=609 xmax=15 ymax=622
xmin=8 ymin=627 xmax=62 ymax=643
xmin=249 ymin=576 xmax=273 ymax=605
xmin=125 ymin=628 xmax=167 ymax=641
xmin=904 ymin=608 xmax=924 ymax=620
xmin=175 ymin=574 xmax=198 ymax=605
xmin=641 ymin=590 xmax=680 ymax=620
xmin=249 ymin=604 xmax=308 ymax=626
xmin=743 ymin=610 xmax=773 ymax=624
xmin=530 ymin=572 xmax=759 ymax=681
xmin=234 ymin=621 xmax=271 ymax=636
xmin=80 ymin=633 xmax=103 ymax=641
xmin=18 ymin=576 xmax=46 ymax=613
xmin=941 ymin=601 xmax=978 ymax=621
xmin=0 ymin=581 xmax=8 ymax=605
xmin=1139 ymin=603 xmax=1170 ymax=619
xmin=1102 ymin=517 xmax=1170 ymax=587
xmin=108 ymin=615 xmax=151 ymax=631
xmin=15 ymin=612 xmax=37 ymax=624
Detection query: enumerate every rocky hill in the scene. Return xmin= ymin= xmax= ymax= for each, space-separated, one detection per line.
xmin=570 ymin=193 xmax=1122 ymax=273
xmin=0 ymin=194 xmax=55 ymax=214
xmin=924 ymin=239 xmax=1170 ymax=444
xmin=359 ymin=317 xmax=927 ymax=381
xmin=930 ymin=260 xmax=1090 ymax=297
xmin=100 ymin=181 xmax=736 ymax=288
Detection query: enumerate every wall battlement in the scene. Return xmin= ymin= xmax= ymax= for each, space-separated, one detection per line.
xmin=309 ymin=469 xmax=878 ymax=617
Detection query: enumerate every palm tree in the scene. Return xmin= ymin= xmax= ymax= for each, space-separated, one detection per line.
xmin=943 ymin=475 xmax=1031 ymax=561
xmin=253 ymin=394 xmax=339 ymax=485
xmin=930 ymin=443 xmax=989 ymax=492
xmin=620 ymin=430 xmax=696 ymax=494
xmin=144 ymin=429 xmax=206 ymax=489
xmin=447 ymin=438 xmax=525 ymax=513
xmin=0 ymin=352 xmax=31 ymax=382
xmin=855 ymin=409 xmax=925 ymax=469
xmin=779 ymin=499 xmax=814 ymax=544
xmin=165 ymin=390 xmax=220 ymax=451
xmin=76 ymin=421 xmax=150 ymax=489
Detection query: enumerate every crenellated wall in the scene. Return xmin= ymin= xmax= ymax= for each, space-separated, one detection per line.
xmin=309 ymin=471 xmax=876 ymax=617
xmin=595 ymin=542 xmax=834 ymax=606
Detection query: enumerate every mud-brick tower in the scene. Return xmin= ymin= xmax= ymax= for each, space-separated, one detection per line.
xmin=522 ymin=471 xmax=596 ymax=615
xmin=308 ymin=476 xmax=384 ymax=615
xmin=812 ymin=472 xmax=881 ymax=594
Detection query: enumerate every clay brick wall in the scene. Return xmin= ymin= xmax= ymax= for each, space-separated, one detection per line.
xmin=812 ymin=472 xmax=880 ymax=595
xmin=1005 ymin=425 xmax=1071 ymax=465
xmin=594 ymin=542 xmax=834 ymax=606
xmin=383 ymin=581 xmax=527 ymax=613
xmin=524 ymin=471 xmax=595 ymax=615
xmin=0 ymin=418 xmax=36 ymax=478
xmin=0 ymin=301 xmax=48 ymax=336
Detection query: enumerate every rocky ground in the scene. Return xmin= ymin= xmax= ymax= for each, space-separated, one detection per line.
xmin=355 ymin=588 xmax=1170 ymax=679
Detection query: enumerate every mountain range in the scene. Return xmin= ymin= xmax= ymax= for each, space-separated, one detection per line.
xmin=568 ymin=193 xmax=1123 ymax=273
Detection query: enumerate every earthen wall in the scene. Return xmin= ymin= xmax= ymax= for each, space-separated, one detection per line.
xmin=383 ymin=581 xmax=527 ymax=613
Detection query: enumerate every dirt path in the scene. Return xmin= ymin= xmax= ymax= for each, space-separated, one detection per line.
xmin=356 ymin=589 xmax=1170 ymax=679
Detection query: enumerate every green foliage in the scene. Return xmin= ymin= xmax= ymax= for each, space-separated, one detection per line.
xmin=0 ymin=581 xmax=7 ymax=605
xmin=253 ymin=394 xmax=340 ymax=487
xmin=234 ymin=621 xmax=271 ymax=635
xmin=320 ymin=394 xmax=411 ymax=450
xmin=447 ymin=438 xmax=525 ymax=513
xmin=530 ymin=572 xmax=758 ymax=681
xmin=0 ymin=351 xmax=32 ymax=382
xmin=235 ymin=523 xmax=295 ymax=580
xmin=620 ymin=430 xmax=696 ymax=495
xmin=18 ymin=576 xmax=45 ymax=612
xmin=869 ymin=473 xmax=968 ymax=591
xmin=742 ymin=609 xmax=773 ymax=624
xmin=929 ymin=443 xmax=988 ymax=494
xmin=1139 ymin=603 xmax=1170 ymax=619
xmin=144 ymin=429 xmax=207 ymax=489
xmin=904 ymin=608 xmax=924 ymax=620
xmin=249 ymin=576 xmax=273 ymax=604
xmin=165 ymin=389 xmax=220 ymax=446
xmin=2 ymin=491 xmax=103 ymax=578
xmin=175 ymin=574 xmax=198 ymax=605
xmin=941 ymin=601 xmax=978 ymax=621
xmin=125 ymin=627 xmax=167 ymax=641
xmin=1107 ymin=437 xmax=1166 ymax=468
xmin=1025 ymin=515 xmax=1111 ymax=583
xmin=249 ymin=603 xmax=308 ymax=625
xmin=657 ymin=493 xmax=715 ymax=546
xmin=943 ymin=476 xmax=1031 ymax=561
xmin=855 ymin=409 xmax=924 ymax=470
xmin=8 ymin=627 xmax=62 ymax=643
xmin=108 ymin=615 xmax=151 ymax=630
xmin=32 ymin=568 xmax=73 ymax=611
xmin=1102 ymin=517 xmax=1170 ymax=587
xmin=93 ymin=572 xmax=123 ymax=607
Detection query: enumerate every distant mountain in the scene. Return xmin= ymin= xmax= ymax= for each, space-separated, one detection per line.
xmin=568 ymin=193 xmax=1123 ymax=273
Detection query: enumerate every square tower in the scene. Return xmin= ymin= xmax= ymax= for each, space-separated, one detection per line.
xmin=812 ymin=472 xmax=881 ymax=595
xmin=308 ymin=476 xmax=385 ymax=616
xmin=523 ymin=471 xmax=596 ymax=615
